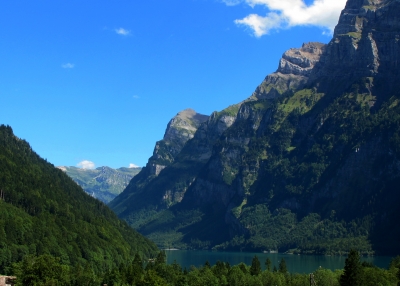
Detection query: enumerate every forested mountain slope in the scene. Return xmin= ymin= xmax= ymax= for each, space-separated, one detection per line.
xmin=0 ymin=125 xmax=158 ymax=275
xmin=112 ymin=0 xmax=400 ymax=255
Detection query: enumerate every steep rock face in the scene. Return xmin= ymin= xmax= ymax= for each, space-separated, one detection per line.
xmin=110 ymin=108 xmax=236 ymax=228
xmin=252 ymin=42 xmax=325 ymax=100
xmin=147 ymin=108 xmax=209 ymax=176
xmin=311 ymin=0 xmax=400 ymax=89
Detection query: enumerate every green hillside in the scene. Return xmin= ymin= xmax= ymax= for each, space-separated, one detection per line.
xmin=0 ymin=125 xmax=158 ymax=275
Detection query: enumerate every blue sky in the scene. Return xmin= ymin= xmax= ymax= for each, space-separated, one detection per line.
xmin=1 ymin=0 xmax=346 ymax=169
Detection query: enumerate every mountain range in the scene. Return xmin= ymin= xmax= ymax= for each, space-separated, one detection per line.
xmin=57 ymin=166 xmax=141 ymax=203
xmin=110 ymin=0 xmax=400 ymax=255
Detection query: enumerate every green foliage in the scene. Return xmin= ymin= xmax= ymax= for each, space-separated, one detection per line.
xmin=340 ymin=249 xmax=362 ymax=286
xmin=250 ymin=255 xmax=261 ymax=276
xmin=13 ymin=254 xmax=70 ymax=286
xmin=0 ymin=125 xmax=158 ymax=275
xmin=217 ymin=104 xmax=241 ymax=118
xmin=265 ymin=258 xmax=272 ymax=272
xmin=14 ymin=253 xmax=395 ymax=286
xmin=278 ymin=258 xmax=288 ymax=274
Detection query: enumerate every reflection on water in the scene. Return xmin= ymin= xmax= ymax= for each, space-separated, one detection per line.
xmin=165 ymin=250 xmax=393 ymax=273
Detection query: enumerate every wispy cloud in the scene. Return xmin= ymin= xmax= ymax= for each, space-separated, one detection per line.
xmin=133 ymin=95 xmax=140 ymax=99
xmin=115 ymin=28 xmax=131 ymax=36
xmin=221 ymin=0 xmax=242 ymax=6
xmin=62 ymin=63 xmax=75 ymax=69
xmin=236 ymin=12 xmax=283 ymax=37
xmin=77 ymin=160 xmax=95 ymax=170
xmin=129 ymin=163 xmax=139 ymax=168
xmin=226 ymin=0 xmax=346 ymax=37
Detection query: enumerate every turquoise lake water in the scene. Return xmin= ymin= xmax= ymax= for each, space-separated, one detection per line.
xmin=165 ymin=250 xmax=394 ymax=274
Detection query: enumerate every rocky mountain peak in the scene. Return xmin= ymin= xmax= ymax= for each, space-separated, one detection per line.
xmin=147 ymin=109 xmax=209 ymax=176
xmin=311 ymin=0 xmax=400 ymax=84
xmin=163 ymin=108 xmax=209 ymax=142
xmin=251 ymin=42 xmax=325 ymax=100
xmin=278 ymin=42 xmax=325 ymax=77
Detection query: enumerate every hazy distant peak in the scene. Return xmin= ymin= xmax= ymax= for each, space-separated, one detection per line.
xmin=57 ymin=166 xmax=67 ymax=172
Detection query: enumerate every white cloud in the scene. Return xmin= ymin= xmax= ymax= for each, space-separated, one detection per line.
xmin=230 ymin=0 xmax=346 ymax=37
xmin=235 ymin=12 xmax=284 ymax=37
xmin=115 ymin=28 xmax=130 ymax=36
xmin=62 ymin=63 xmax=75 ymax=69
xmin=129 ymin=163 xmax=139 ymax=168
xmin=77 ymin=160 xmax=95 ymax=169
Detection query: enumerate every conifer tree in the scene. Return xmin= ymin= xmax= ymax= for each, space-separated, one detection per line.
xmin=279 ymin=258 xmax=288 ymax=274
xmin=155 ymin=251 xmax=166 ymax=265
xmin=340 ymin=249 xmax=362 ymax=286
xmin=265 ymin=258 xmax=272 ymax=272
xmin=250 ymin=255 xmax=261 ymax=276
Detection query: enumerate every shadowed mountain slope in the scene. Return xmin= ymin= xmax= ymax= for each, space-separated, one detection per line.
xmin=112 ymin=0 xmax=400 ymax=255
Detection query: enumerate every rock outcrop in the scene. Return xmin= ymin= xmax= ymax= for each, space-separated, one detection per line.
xmin=109 ymin=108 xmax=211 ymax=226
xmin=310 ymin=0 xmax=400 ymax=89
xmin=252 ymin=42 xmax=325 ymax=100
xmin=146 ymin=109 xmax=209 ymax=176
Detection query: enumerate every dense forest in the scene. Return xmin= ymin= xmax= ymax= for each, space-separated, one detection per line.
xmin=8 ymin=250 xmax=400 ymax=285
xmin=0 ymin=125 xmax=158 ymax=275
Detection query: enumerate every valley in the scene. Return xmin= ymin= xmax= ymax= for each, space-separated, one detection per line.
xmin=2 ymin=0 xmax=400 ymax=284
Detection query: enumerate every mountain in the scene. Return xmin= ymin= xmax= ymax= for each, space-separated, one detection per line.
xmin=110 ymin=108 xmax=210 ymax=227
xmin=57 ymin=166 xmax=141 ymax=203
xmin=0 ymin=125 xmax=158 ymax=275
xmin=111 ymin=0 xmax=400 ymax=255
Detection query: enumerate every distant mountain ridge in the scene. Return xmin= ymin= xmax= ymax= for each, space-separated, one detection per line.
xmin=57 ymin=166 xmax=141 ymax=203
xmin=111 ymin=0 xmax=400 ymax=255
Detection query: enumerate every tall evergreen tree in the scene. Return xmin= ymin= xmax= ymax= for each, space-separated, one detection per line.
xmin=340 ymin=249 xmax=362 ymax=286
xmin=250 ymin=255 xmax=261 ymax=276
xmin=279 ymin=258 xmax=288 ymax=274
xmin=265 ymin=258 xmax=272 ymax=272
xmin=155 ymin=251 xmax=166 ymax=266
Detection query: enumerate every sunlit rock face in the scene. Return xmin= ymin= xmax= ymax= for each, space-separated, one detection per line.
xmin=147 ymin=108 xmax=209 ymax=176
xmin=252 ymin=42 xmax=325 ymax=100
xmin=311 ymin=0 xmax=400 ymax=83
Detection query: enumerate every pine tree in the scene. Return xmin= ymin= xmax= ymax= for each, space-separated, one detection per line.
xmin=155 ymin=251 xmax=166 ymax=265
xmin=265 ymin=258 xmax=272 ymax=272
xmin=278 ymin=258 xmax=287 ymax=274
xmin=340 ymin=249 xmax=362 ymax=286
xmin=250 ymin=255 xmax=261 ymax=276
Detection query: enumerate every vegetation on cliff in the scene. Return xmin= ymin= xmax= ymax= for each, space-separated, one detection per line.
xmin=112 ymin=0 xmax=400 ymax=255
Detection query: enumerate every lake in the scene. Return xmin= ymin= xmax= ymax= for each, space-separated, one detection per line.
xmin=165 ymin=250 xmax=394 ymax=274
